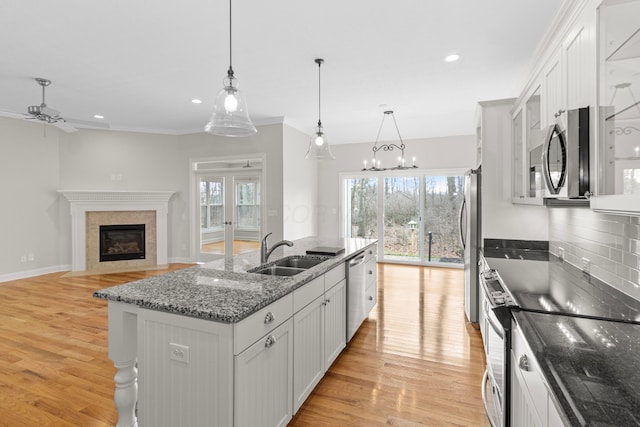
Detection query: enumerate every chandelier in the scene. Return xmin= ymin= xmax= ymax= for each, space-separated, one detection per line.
xmin=362 ymin=110 xmax=417 ymax=171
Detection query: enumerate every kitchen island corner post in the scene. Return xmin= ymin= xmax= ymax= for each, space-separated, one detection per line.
xmin=108 ymin=301 xmax=139 ymax=427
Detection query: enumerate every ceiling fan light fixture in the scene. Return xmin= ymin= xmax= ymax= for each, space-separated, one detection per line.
xmin=305 ymin=58 xmax=335 ymax=160
xmin=204 ymin=0 xmax=256 ymax=138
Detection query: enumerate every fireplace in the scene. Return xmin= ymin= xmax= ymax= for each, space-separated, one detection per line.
xmin=100 ymin=224 xmax=146 ymax=262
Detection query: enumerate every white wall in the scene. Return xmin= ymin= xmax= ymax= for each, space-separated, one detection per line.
xmin=479 ymin=100 xmax=549 ymax=242
xmin=318 ymin=134 xmax=478 ymax=237
xmin=0 ymin=117 xmax=302 ymax=279
xmin=282 ymin=125 xmax=317 ymax=240
xmin=0 ymin=118 xmax=61 ymax=279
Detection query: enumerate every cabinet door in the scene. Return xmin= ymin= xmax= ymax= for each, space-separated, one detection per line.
xmin=593 ymin=0 xmax=640 ymax=213
xmin=511 ymin=351 xmax=545 ymax=427
xmin=563 ymin=9 xmax=596 ymax=111
xmin=235 ymin=319 xmax=293 ymax=427
xmin=543 ymin=49 xmax=565 ymax=129
xmin=292 ymin=295 xmax=324 ymax=413
xmin=323 ymin=279 xmax=347 ymax=371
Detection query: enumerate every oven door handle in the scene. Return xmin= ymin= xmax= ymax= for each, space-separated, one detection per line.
xmin=486 ymin=312 xmax=504 ymax=340
xmin=481 ymin=369 xmax=498 ymax=427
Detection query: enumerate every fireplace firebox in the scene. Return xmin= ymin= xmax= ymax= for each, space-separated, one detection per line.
xmin=100 ymin=224 xmax=146 ymax=262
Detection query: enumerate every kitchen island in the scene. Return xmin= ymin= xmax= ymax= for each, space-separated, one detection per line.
xmin=93 ymin=236 xmax=377 ymax=427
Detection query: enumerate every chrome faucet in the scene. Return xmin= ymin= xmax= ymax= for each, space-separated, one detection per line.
xmin=260 ymin=232 xmax=294 ymax=263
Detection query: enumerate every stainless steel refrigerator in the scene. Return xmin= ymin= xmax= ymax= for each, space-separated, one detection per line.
xmin=459 ymin=167 xmax=481 ymax=323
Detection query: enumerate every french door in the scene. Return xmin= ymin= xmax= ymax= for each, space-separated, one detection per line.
xmin=342 ymin=171 xmax=465 ymax=266
xmin=190 ymin=155 xmax=265 ymax=263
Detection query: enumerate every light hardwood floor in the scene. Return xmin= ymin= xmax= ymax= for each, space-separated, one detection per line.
xmin=0 ymin=263 xmax=488 ymax=427
xmin=201 ymin=240 xmax=260 ymax=256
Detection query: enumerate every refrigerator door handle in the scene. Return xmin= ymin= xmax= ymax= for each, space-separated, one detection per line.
xmin=458 ymin=196 xmax=467 ymax=249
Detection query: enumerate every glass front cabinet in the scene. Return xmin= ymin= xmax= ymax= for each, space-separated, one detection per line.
xmin=593 ymin=0 xmax=640 ymax=213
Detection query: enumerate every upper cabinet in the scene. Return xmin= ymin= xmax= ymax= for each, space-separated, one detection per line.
xmin=591 ymin=0 xmax=640 ymax=213
xmin=512 ymin=0 xmax=600 ymax=206
xmin=513 ymin=86 xmax=546 ymax=204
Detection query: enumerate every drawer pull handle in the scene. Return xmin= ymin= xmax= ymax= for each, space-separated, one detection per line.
xmin=518 ymin=354 xmax=530 ymax=372
xmin=265 ymin=335 xmax=276 ymax=348
xmin=368 ymin=270 xmax=373 ymax=275
xmin=368 ymin=296 xmax=374 ymax=301
xmin=264 ymin=312 xmax=275 ymax=324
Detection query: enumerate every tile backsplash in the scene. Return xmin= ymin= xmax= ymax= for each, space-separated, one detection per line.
xmin=548 ymin=207 xmax=640 ymax=300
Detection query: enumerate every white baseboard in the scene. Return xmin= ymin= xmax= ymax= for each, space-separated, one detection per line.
xmin=0 ymin=265 xmax=71 ymax=283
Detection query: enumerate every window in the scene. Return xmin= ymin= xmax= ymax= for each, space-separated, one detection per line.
xmin=200 ymin=178 xmax=223 ymax=230
xmin=236 ymin=178 xmax=260 ymax=229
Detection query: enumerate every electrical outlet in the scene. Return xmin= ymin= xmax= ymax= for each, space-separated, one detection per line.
xmin=581 ymin=257 xmax=591 ymax=274
xmin=169 ymin=343 xmax=190 ymax=364
xmin=557 ymin=247 xmax=565 ymax=261
xmin=28 ymin=253 xmax=35 ymax=262
xmin=20 ymin=255 xmax=27 ymax=263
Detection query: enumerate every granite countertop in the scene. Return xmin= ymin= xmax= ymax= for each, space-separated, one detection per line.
xmin=93 ymin=236 xmax=377 ymax=324
xmin=483 ymin=247 xmax=640 ymax=426
xmin=514 ymin=311 xmax=640 ymax=426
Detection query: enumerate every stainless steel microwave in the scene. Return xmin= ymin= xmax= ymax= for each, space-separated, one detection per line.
xmin=542 ymin=106 xmax=590 ymax=199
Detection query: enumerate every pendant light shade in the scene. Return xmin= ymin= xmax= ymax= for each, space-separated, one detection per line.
xmin=305 ymin=58 xmax=334 ymax=160
xmin=204 ymin=0 xmax=257 ymax=137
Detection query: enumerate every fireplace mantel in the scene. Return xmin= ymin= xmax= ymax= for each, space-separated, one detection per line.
xmin=59 ymin=190 xmax=176 ymax=271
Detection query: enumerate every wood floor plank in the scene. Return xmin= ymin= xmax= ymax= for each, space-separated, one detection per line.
xmin=0 ymin=262 xmax=489 ymax=426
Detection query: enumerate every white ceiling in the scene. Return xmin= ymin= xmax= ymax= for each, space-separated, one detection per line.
xmin=0 ymin=0 xmax=563 ymax=144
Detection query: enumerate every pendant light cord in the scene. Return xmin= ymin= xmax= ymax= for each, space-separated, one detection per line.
xmin=228 ymin=0 xmax=234 ymax=76
xmin=316 ymin=58 xmax=323 ymax=127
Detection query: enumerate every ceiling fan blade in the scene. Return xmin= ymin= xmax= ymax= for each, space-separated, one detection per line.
xmin=65 ymin=117 xmax=111 ymax=130
xmin=0 ymin=110 xmax=30 ymax=120
xmin=53 ymin=121 xmax=78 ymax=133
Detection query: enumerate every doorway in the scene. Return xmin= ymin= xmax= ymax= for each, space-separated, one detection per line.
xmin=341 ymin=170 xmax=466 ymax=267
xmin=190 ymin=156 xmax=265 ymax=262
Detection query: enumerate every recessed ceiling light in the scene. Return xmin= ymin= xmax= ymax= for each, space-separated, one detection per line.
xmin=94 ymin=114 xmax=104 ymax=119
xmin=445 ymin=54 xmax=460 ymax=62
xmin=191 ymin=99 xmax=202 ymax=104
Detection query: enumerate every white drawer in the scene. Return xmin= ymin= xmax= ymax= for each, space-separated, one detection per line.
xmin=365 ymin=282 xmax=377 ymax=314
xmin=324 ymin=264 xmax=345 ymax=292
xmin=365 ymin=258 xmax=377 ymax=286
xmin=364 ymin=244 xmax=377 ymax=260
xmin=293 ymin=275 xmax=324 ymax=313
xmin=234 ymin=293 xmax=293 ymax=355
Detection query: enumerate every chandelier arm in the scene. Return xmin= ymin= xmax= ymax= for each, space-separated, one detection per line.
xmin=390 ymin=112 xmax=404 ymax=145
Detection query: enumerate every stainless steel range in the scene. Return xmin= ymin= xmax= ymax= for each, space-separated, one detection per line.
xmin=478 ymin=259 xmax=517 ymax=427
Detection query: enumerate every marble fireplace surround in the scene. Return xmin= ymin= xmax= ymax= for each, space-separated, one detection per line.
xmin=59 ymin=191 xmax=175 ymax=272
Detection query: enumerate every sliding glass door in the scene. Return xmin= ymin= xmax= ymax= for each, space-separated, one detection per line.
xmin=343 ymin=171 xmax=465 ymax=266
xmin=383 ymin=176 xmax=420 ymax=262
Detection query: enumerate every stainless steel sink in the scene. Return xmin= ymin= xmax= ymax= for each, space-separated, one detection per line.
xmin=248 ymin=255 xmax=328 ymax=276
xmin=274 ymin=255 xmax=328 ymax=269
xmin=251 ymin=265 xmax=305 ymax=276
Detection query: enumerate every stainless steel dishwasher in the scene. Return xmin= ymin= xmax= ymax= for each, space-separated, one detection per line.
xmin=346 ymin=250 xmax=367 ymax=342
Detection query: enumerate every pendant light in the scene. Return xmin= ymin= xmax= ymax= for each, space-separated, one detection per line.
xmin=204 ymin=0 xmax=257 ymax=137
xmin=305 ymin=58 xmax=335 ymax=160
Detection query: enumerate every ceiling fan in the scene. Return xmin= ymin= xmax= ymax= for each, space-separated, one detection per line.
xmin=0 ymin=78 xmax=110 ymax=133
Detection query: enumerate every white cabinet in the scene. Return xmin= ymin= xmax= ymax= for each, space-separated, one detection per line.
xmin=323 ymin=279 xmax=346 ymax=369
xmin=235 ymin=318 xmax=294 ymax=427
xmin=363 ymin=246 xmax=377 ymax=314
xmin=592 ymin=0 xmax=640 ymax=213
xmin=511 ymin=321 xmax=566 ymax=427
xmin=137 ymin=308 xmax=234 ymax=427
xmin=512 ymin=0 xmax=597 ymax=205
xmin=292 ymin=266 xmax=346 ymax=413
